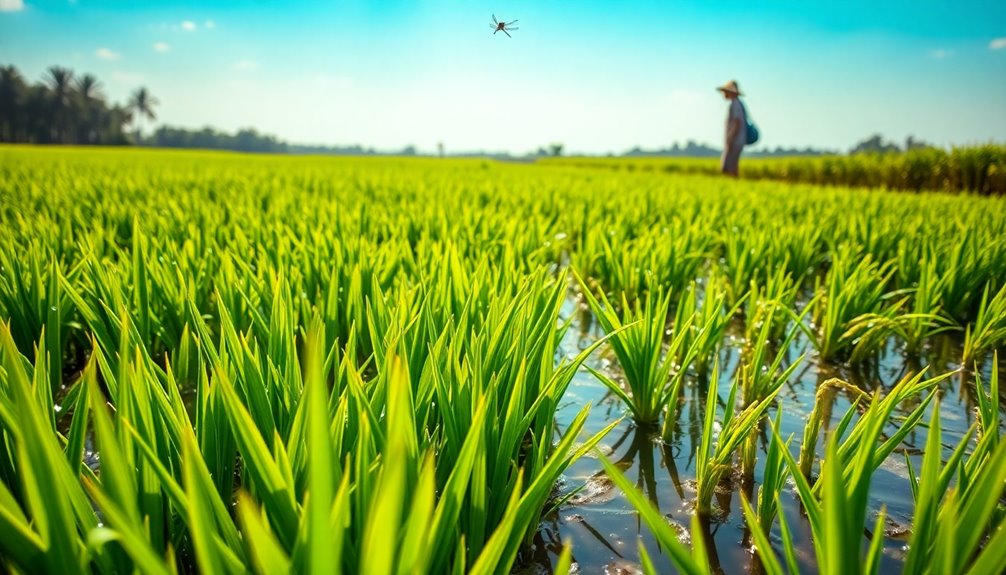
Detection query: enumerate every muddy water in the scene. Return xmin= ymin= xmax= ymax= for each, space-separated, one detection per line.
xmin=517 ymin=291 xmax=1004 ymax=575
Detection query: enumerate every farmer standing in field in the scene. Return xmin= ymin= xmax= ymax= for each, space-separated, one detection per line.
xmin=717 ymin=80 xmax=749 ymax=178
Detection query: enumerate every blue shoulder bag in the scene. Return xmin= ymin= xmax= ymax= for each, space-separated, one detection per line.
xmin=741 ymin=101 xmax=759 ymax=146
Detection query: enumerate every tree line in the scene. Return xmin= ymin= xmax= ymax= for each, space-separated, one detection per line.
xmin=142 ymin=126 xmax=289 ymax=153
xmin=0 ymin=64 xmax=157 ymax=145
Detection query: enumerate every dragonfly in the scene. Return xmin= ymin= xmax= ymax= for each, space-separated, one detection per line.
xmin=491 ymin=14 xmax=518 ymax=38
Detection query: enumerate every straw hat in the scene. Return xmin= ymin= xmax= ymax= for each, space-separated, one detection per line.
xmin=716 ymin=80 xmax=742 ymax=96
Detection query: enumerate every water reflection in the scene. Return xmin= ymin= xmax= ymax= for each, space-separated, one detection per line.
xmin=542 ymin=289 xmax=1004 ymax=575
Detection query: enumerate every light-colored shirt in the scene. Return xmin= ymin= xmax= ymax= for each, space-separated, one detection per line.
xmin=727 ymin=99 xmax=747 ymax=148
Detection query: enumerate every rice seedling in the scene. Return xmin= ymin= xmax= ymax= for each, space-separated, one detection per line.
xmin=744 ymin=266 xmax=801 ymax=344
xmin=934 ymin=227 xmax=995 ymax=323
xmin=900 ymin=403 xmax=991 ymax=575
xmin=597 ymin=453 xmax=711 ymax=575
xmin=797 ymin=369 xmax=952 ymax=485
xmin=721 ymin=226 xmax=773 ymax=306
xmin=693 ymin=361 xmax=783 ymax=518
xmin=899 ymin=259 xmax=960 ymax=354
xmin=755 ymin=413 xmax=789 ymax=528
xmin=739 ymin=297 xmax=807 ymax=410
xmin=973 ymin=353 xmax=1000 ymax=450
xmin=796 ymin=378 xmax=867 ymax=480
xmin=753 ymin=430 xmax=887 ymax=575
xmin=0 ymin=305 xmax=614 ymax=575
xmin=962 ymin=283 xmax=1006 ymax=367
xmin=808 ymin=249 xmax=900 ymax=362
xmin=671 ymin=276 xmax=743 ymax=383
xmin=737 ymin=302 xmax=807 ymax=479
xmin=573 ymin=221 xmax=709 ymax=303
xmin=0 ymin=246 xmax=75 ymax=394
xmin=575 ymin=272 xmax=700 ymax=425
xmin=746 ymin=400 xmax=1006 ymax=575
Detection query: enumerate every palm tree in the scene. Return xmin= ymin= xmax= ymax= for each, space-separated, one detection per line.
xmin=0 ymin=65 xmax=26 ymax=142
xmin=45 ymin=66 xmax=74 ymax=143
xmin=75 ymin=74 xmax=104 ymax=144
xmin=128 ymin=87 xmax=159 ymax=143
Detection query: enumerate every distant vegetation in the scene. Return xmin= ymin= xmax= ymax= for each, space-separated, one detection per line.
xmin=0 ymin=64 xmax=142 ymax=145
xmin=737 ymin=145 xmax=1006 ymax=194
xmin=623 ymin=140 xmax=837 ymax=158
xmin=141 ymin=126 xmax=289 ymax=154
xmin=545 ymin=145 xmax=1006 ymax=195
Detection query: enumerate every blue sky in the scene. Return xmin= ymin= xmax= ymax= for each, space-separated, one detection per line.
xmin=2 ymin=0 xmax=1005 ymax=153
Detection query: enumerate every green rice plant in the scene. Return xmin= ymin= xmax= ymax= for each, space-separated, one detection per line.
xmin=739 ymin=300 xmax=807 ymax=409
xmin=721 ymin=226 xmax=773 ymax=306
xmin=0 ymin=307 xmax=614 ymax=575
xmin=738 ymin=492 xmax=797 ymax=575
xmin=771 ymin=424 xmax=889 ymax=575
xmin=575 ymin=272 xmax=699 ymax=424
xmin=745 ymin=401 xmax=1006 ymax=575
xmin=898 ymin=400 xmax=1006 ymax=575
xmin=737 ymin=302 xmax=807 ymax=479
xmin=840 ymin=304 xmax=934 ymax=363
xmin=0 ymin=246 xmax=75 ymax=394
xmin=0 ymin=327 xmax=104 ymax=574
xmin=414 ymin=271 xmax=623 ymax=559
xmin=973 ymin=353 xmax=999 ymax=451
xmin=572 ymin=219 xmax=709 ymax=303
xmin=836 ymin=257 xmax=953 ymax=361
xmin=779 ymin=224 xmax=825 ymax=280
xmin=900 ymin=259 xmax=959 ymax=354
xmin=798 ymin=369 xmax=951 ymax=486
xmin=744 ymin=266 xmax=801 ymax=344
xmin=962 ymin=282 xmax=1006 ymax=367
xmin=796 ymin=378 xmax=868 ymax=480
xmin=935 ymin=227 xmax=994 ymax=323
xmin=752 ymin=410 xmax=790 ymax=538
xmin=659 ymin=277 xmax=746 ymax=442
xmin=809 ymin=249 xmax=898 ymax=362
xmin=694 ymin=361 xmax=784 ymax=518
xmin=597 ymin=453 xmax=711 ymax=575
xmin=672 ymin=276 xmax=744 ymax=382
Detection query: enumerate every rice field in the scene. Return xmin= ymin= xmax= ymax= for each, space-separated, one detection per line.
xmin=1 ymin=146 xmax=1005 ymax=574
xmin=543 ymin=145 xmax=1006 ymax=195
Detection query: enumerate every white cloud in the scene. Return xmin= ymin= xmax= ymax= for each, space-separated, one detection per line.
xmin=96 ymin=48 xmax=121 ymax=61
xmin=153 ymin=42 xmax=170 ymax=53
xmin=929 ymin=49 xmax=951 ymax=59
xmin=233 ymin=60 xmax=259 ymax=71
xmin=0 ymin=0 xmax=24 ymax=12
xmin=205 ymin=20 xmax=215 ymax=29
xmin=181 ymin=20 xmax=197 ymax=31
xmin=991 ymin=37 xmax=1006 ymax=50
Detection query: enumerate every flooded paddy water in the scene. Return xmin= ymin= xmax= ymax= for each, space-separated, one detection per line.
xmin=518 ymin=289 xmax=1005 ymax=575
